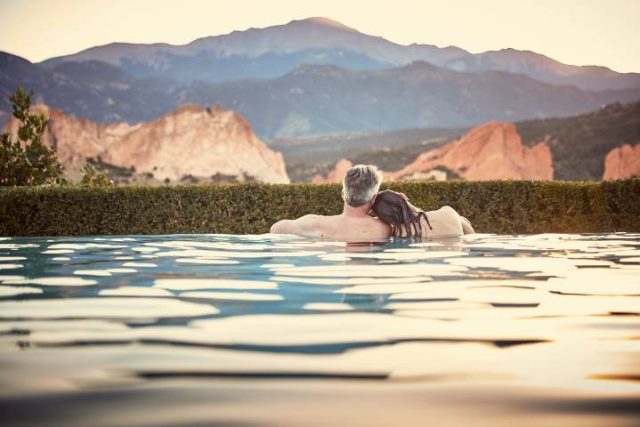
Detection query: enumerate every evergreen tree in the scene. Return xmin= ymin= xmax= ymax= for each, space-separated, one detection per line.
xmin=0 ymin=87 xmax=67 ymax=186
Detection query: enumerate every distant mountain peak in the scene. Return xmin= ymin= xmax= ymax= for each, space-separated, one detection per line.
xmin=292 ymin=17 xmax=357 ymax=31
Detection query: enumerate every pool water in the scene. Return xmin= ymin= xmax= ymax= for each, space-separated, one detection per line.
xmin=1 ymin=233 xmax=639 ymax=426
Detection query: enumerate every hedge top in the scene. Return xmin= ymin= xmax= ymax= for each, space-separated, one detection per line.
xmin=1 ymin=180 xmax=639 ymax=236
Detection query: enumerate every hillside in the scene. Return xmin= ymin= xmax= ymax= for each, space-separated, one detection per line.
xmin=516 ymin=101 xmax=640 ymax=180
xmin=444 ymin=48 xmax=640 ymax=91
xmin=178 ymin=62 xmax=640 ymax=137
xmin=0 ymin=52 xmax=174 ymax=125
xmin=303 ymin=101 xmax=640 ymax=182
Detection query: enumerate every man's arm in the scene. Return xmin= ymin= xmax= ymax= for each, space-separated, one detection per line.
xmin=270 ymin=215 xmax=323 ymax=237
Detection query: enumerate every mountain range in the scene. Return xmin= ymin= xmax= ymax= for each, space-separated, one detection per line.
xmin=2 ymin=17 xmax=640 ymax=138
xmin=40 ymin=17 xmax=640 ymax=91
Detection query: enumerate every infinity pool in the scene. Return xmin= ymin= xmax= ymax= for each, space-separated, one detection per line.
xmin=1 ymin=233 xmax=639 ymax=426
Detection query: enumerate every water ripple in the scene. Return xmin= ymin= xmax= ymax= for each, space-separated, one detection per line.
xmin=0 ymin=232 xmax=639 ymax=425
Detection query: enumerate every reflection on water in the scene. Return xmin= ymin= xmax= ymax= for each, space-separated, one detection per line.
xmin=0 ymin=233 xmax=639 ymax=426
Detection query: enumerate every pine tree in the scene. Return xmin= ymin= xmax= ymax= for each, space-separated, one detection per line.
xmin=0 ymin=87 xmax=67 ymax=186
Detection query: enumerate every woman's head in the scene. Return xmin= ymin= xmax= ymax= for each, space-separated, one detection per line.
xmin=371 ymin=190 xmax=430 ymax=238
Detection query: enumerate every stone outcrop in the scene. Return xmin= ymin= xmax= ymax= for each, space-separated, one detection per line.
xmin=312 ymin=159 xmax=353 ymax=183
xmin=388 ymin=122 xmax=553 ymax=181
xmin=101 ymin=104 xmax=289 ymax=183
xmin=3 ymin=104 xmax=289 ymax=183
xmin=603 ymin=143 xmax=640 ymax=179
xmin=3 ymin=104 xmax=137 ymax=180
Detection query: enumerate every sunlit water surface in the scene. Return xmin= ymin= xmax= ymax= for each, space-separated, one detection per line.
xmin=0 ymin=233 xmax=639 ymax=426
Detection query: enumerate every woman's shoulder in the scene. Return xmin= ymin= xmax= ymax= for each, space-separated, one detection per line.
xmin=434 ymin=205 xmax=458 ymax=214
xmin=418 ymin=213 xmax=432 ymax=232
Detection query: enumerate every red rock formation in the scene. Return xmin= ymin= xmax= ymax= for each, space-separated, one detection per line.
xmin=102 ymin=104 xmax=288 ymax=183
xmin=312 ymin=159 xmax=353 ymax=183
xmin=388 ymin=122 xmax=553 ymax=181
xmin=4 ymin=104 xmax=289 ymax=183
xmin=3 ymin=104 xmax=136 ymax=180
xmin=603 ymin=144 xmax=640 ymax=179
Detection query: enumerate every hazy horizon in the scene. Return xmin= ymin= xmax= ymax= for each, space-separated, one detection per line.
xmin=0 ymin=0 xmax=639 ymax=73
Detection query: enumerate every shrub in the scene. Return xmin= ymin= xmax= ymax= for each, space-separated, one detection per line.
xmin=0 ymin=180 xmax=638 ymax=236
xmin=80 ymin=164 xmax=114 ymax=187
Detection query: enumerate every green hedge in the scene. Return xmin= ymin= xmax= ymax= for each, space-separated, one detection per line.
xmin=1 ymin=180 xmax=639 ymax=236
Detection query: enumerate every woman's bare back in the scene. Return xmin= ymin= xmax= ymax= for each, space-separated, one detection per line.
xmin=397 ymin=205 xmax=473 ymax=238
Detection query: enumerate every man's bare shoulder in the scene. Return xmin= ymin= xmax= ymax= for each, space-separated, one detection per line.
xmin=300 ymin=214 xmax=340 ymax=231
xmin=368 ymin=216 xmax=392 ymax=235
xmin=297 ymin=214 xmax=331 ymax=224
xmin=299 ymin=214 xmax=325 ymax=219
xmin=271 ymin=214 xmax=335 ymax=237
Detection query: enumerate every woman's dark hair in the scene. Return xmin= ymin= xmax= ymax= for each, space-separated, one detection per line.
xmin=371 ymin=190 xmax=432 ymax=238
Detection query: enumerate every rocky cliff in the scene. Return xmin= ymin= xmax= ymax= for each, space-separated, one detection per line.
xmin=101 ymin=104 xmax=289 ymax=183
xmin=603 ymin=144 xmax=640 ymax=179
xmin=3 ymin=104 xmax=289 ymax=184
xmin=388 ymin=122 xmax=554 ymax=181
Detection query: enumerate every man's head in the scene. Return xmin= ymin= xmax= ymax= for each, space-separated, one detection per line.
xmin=342 ymin=164 xmax=383 ymax=208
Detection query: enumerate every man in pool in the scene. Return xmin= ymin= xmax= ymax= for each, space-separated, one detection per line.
xmin=270 ymin=164 xmax=390 ymax=241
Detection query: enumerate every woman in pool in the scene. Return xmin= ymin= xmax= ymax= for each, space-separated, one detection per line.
xmin=371 ymin=190 xmax=475 ymax=238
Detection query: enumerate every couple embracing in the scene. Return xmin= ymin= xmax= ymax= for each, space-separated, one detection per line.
xmin=271 ymin=164 xmax=474 ymax=241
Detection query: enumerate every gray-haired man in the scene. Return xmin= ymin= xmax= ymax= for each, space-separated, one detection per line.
xmin=270 ymin=164 xmax=390 ymax=241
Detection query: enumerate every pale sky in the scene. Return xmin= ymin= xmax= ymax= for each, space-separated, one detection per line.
xmin=0 ymin=0 xmax=639 ymax=72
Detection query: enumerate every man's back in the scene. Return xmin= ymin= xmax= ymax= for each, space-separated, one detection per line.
xmin=317 ymin=214 xmax=390 ymax=241
xmin=271 ymin=214 xmax=390 ymax=241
